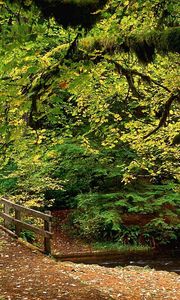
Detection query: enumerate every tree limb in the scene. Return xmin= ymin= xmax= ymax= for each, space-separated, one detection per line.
xmin=129 ymin=69 xmax=171 ymax=92
xmin=144 ymin=89 xmax=180 ymax=139
xmin=109 ymin=60 xmax=171 ymax=99
xmin=64 ymin=32 xmax=81 ymax=60
xmin=113 ymin=61 xmax=144 ymax=98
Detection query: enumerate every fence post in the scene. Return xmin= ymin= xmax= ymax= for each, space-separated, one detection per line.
xmin=15 ymin=209 xmax=21 ymax=236
xmin=4 ymin=203 xmax=11 ymax=228
xmin=44 ymin=211 xmax=52 ymax=255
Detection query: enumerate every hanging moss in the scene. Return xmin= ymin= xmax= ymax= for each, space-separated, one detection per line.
xmin=159 ymin=27 xmax=180 ymax=53
xmin=127 ymin=27 xmax=180 ymax=63
xmin=79 ymin=27 xmax=180 ymax=63
xmin=130 ymin=38 xmax=155 ymax=64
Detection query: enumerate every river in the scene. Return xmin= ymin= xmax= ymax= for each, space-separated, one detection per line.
xmin=58 ymin=251 xmax=180 ymax=274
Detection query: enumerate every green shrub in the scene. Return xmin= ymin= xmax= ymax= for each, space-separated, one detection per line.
xmin=72 ymin=192 xmax=122 ymax=240
xmin=0 ymin=162 xmax=17 ymax=195
xmin=117 ymin=225 xmax=141 ymax=245
xmin=144 ymin=218 xmax=180 ymax=245
xmin=71 ymin=182 xmax=179 ymax=246
xmin=20 ymin=230 xmax=36 ymax=243
xmin=45 ymin=142 xmax=135 ymax=208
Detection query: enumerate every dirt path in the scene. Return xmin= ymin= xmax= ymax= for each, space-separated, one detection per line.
xmin=51 ymin=210 xmax=92 ymax=254
xmin=0 ymin=229 xmax=180 ymax=300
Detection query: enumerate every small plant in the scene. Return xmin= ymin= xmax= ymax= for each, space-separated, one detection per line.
xmin=71 ymin=192 xmax=123 ymax=240
xmin=144 ymin=218 xmax=179 ymax=245
xmin=118 ymin=225 xmax=141 ymax=245
xmin=20 ymin=230 xmax=36 ymax=243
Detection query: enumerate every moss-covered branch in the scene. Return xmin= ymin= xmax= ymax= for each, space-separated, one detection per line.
xmin=43 ymin=27 xmax=180 ymax=64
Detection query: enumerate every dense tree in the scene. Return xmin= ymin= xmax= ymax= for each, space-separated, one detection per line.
xmin=0 ymin=0 xmax=179 ymax=244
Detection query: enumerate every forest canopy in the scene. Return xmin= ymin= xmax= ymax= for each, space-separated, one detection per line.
xmin=0 ymin=0 xmax=179 ymax=245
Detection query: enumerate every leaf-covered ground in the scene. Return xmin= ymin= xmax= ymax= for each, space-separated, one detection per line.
xmin=0 ymin=229 xmax=180 ymax=300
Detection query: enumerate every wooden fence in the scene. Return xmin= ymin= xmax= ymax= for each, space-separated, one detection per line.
xmin=0 ymin=197 xmax=52 ymax=254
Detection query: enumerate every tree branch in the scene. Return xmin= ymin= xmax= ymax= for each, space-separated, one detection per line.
xmin=144 ymin=89 xmax=180 ymax=139
xmin=110 ymin=60 xmax=171 ymax=93
xmin=113 ymin=61 xmax=144 ymax=98
xmin=129 ymin=69 xmax=171 ymax=93
xmin=64 ymin=32 xmax=81 ymax=60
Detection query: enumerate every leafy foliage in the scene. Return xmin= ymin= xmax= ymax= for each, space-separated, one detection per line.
xmin=71 ymin=183 xmax=179 ymax=245
xmin=44 ymin=142 xmax=135 ymax=207
xmin=0 ymin=0 xmax=179 ymax=245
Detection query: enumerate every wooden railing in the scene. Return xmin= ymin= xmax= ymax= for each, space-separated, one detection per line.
xmin=0 ymin=197 xmax=52 ymax=254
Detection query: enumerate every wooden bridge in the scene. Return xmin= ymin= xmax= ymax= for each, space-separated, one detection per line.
xmin=0 ymin=197 xmax=52 ymax=254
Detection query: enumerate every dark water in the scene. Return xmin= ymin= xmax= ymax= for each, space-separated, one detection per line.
xmin=64 ymin=251 xmax=180 ymax=274
xmin=98 ymin=257 xmax=180 ymax=274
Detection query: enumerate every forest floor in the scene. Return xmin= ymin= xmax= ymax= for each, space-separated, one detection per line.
xmin=1 ymin=227 xmax=180 ymax=300
xmin=51 ymin=210 xmax=93 ymax=255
